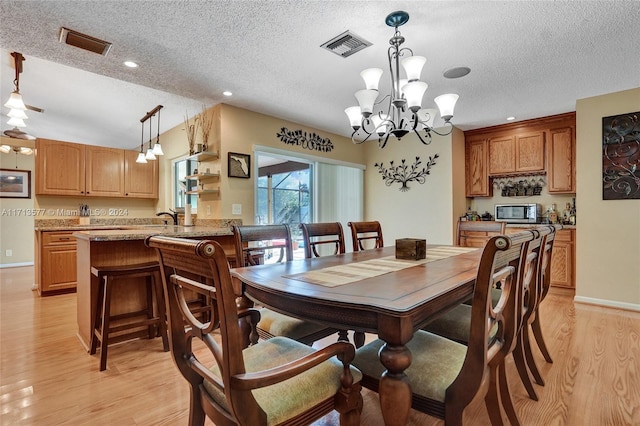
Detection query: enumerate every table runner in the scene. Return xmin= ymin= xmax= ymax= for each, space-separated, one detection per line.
xmin=284 ymin=246 xmax=478 ymax=287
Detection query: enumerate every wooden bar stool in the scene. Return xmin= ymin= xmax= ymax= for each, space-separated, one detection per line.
xmin=89 ymin=261 xmax=169 ymax=371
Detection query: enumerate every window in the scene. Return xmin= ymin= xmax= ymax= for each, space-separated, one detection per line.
xmin=172 ymin=156 xmax=198 ymax=211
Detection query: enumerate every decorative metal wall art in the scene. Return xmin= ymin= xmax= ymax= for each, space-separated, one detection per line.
xmin=374 ymin=155 xmax=439 ymax=192
xmin=602 ymin=111 xmax=640 ymax=200
xmin=276 ymin=127 xmax=334 ymax=152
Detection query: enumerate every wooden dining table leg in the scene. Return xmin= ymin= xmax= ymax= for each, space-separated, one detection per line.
xmin=378 ymin=318 xmax=414 ymax=426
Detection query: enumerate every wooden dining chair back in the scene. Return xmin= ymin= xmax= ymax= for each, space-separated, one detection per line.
xmin=530 ymin=226 xmax=556 ymax=363
xmin=147 ymin=236 xmax=363 ymax=426
xmin=347 ymin=221 xmax=384 ymax=251
xmin=456 ymin=220 xmax=506 ymax=247
xmin=353 ymin=230 xmax=539 ymax=425
xmin=512 ymin=225 xmax=557 ymax=400
xmin=232 ymin=224 xmax=293 ymax=267
xmin=300 ymin=222 xmax=346 ymax=258
xmin=232 ymin=224 xmax=338 ymax=345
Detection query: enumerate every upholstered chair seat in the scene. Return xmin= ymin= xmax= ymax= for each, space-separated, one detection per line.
xmin=256 ymin=309 xmax=331 ymax=342
xmin=204 ymin=336 xmax=362 ymax=425
xmin=354 ymin=331 xmax=465 ymax=409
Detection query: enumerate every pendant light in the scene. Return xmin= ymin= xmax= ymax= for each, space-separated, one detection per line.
xmin=136 ymin=120 xmax=147 ymax=163
xmin=152 ymin=105 xmax=164 ymax=155
xmin=145 ymin=116 xmax=156 ymax=160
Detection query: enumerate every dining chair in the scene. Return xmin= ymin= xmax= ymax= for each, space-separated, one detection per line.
xmin=353 ymin=230 xmax=539 ymax=425
xmin=300 ymin=222 xmax=346 ymax=258
xmin=347 ymin=221 xmax=384 ymax=252
xmin=456 ymin=220 xmax=506 ymax=247
xmin=232 ymin=224 xmax=339 ymax=345
xmin=511 ymin=225 xmax=557 ymax=401
xmin=300 ymin=222 xmax=365 ymax=348
xmin=147 ymin=236 xmax=363 ymax=426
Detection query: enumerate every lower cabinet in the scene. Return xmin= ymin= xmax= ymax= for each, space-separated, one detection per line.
xmin=550 ymin=229 xmax=575 ymax=288
xmin=37 ymin=231 xmax=77 ymax=295
xmin=506 ymin=227 xmax=575 ymax=288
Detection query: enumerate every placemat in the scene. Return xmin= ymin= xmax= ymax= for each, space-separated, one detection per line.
xmin=284 ymin=246 xmax=478 ymax=287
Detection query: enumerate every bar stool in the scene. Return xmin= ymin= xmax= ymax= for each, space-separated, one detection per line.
xmin=89 ymin=261 xmax=169 ymax=371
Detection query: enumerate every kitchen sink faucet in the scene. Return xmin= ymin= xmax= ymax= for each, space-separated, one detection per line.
xmin=156 ymin=209 xmax=179 ymax=225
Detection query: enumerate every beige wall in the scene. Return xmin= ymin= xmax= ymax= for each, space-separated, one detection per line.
xmin=0 ymin=137 xmax=36 ymax=265
xmin=216 ymin=104 xmax=364 ymax=225
xmin=575 ymin=87 xmax=640 ymax=310
xmin=363 ymin=127 xmax=467 ymax=245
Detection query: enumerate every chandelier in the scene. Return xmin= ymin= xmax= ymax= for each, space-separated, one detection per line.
xmin=344 ymin=11 xmax=460 ymax=149
xmin=136 ymin=105 xmax=164 ymax=164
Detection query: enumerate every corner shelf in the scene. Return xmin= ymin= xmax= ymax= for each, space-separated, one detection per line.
xmin=186 ymin=188 xmax=220 ymax=195
xmin=188 ymin=150 xmax=219 ymax=162
xmin=185 ymin=172 xmax=220 ymax=180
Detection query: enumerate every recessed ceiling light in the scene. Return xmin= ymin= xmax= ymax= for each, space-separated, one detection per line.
xmin=223 ymin=91 xmax=233 ymax=97
xmin=506 ymin=116 xmax=516 ymax=121
xmin=443 ymin=66 xmax=471 ymax=79
xmin=124 ymin=61 xmax=138 ymax=68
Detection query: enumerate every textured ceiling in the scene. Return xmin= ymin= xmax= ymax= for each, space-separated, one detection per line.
xmin=0 ymin=1 xmax=639 ymax=150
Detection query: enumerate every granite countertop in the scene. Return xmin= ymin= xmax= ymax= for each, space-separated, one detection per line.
xmin=505 ymin=223 xmax=576 ymax=230
xmin=72 ymin=225 xmax=234 ymax=242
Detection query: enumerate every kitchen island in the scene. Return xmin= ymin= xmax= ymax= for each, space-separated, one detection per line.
xmin=72 ymin=225 xmax=236 ymax=351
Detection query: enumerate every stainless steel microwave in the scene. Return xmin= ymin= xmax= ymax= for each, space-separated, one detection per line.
xmin=495 ymin=203 xmax=542 ymax=223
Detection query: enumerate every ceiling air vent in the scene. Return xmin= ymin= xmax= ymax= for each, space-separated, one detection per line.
xmin=59 ymin=27 xmax=112 ymax=56
xmin=321 ymin=30 xmax=372 ymax=58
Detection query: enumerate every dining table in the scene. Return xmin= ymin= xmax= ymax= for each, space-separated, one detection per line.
xmin=230 ymin=244 xmax=482 ymax=426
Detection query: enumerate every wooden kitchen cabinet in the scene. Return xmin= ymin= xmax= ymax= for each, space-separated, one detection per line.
xmin=550 ymin=228 xmax=575 ymax=288
xmin=36 ymin=139 xmax=86 ymax=196
xmin=85 ymin=145 xmax=125 ymax=197
xmin=547 ymin=126 xmax=576 ymax=193
xmin=36 ymin=231 xmax=77 ymax=295
xmin=35 ymin=139 xmax=158 ymax=199
xmin=488 ymin=136 xmax=516 ymax=174
xmin=124 ymin=150 xmax=159 ymax=198
xmin=465 ymin=138 xmax=491 ymax=197
xmin=488 ymin=131 xmax=544 ymax=175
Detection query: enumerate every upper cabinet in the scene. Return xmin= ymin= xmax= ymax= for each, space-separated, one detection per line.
xmin=465 ymin=138 xmax=491 ymax=197
xmin=546 ymin=127 xmax=575 ymax=193
xmin=124 ymin=150 xmax=159 ymax=198
xmin=36 ymin=139 xmax=86 ymax=196
xmin=464 ymin=113 xmax=575 ymax=196
xmin=36 ymin=139 xmax=158 ymax=199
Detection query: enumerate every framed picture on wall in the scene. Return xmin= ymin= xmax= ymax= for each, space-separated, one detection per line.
xmin=228 ymin=152 xmax=251 ymax=178
xmin=0 ymin=169 xmax=31 ymax=199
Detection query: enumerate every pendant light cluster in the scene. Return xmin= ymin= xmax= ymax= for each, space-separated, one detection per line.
xmin=3 ymin=52 xmax=34 ymax=138
xmin=136 ymin=105 xmax=164 ymax=164
xmin=344 ymin=11 xmax=460 ymax=148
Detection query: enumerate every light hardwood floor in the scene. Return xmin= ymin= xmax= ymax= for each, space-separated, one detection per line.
xmin=1 ymin=266 xmax=638 ymax=425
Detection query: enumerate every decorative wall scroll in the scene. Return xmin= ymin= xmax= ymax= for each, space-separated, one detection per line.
xmin=602 ymin=111 xmax=640 ymax=199
xmin=374 ymin=155 xmax=439 ymax=192
xmin=276 ymin=127 xmax=334 ymax=152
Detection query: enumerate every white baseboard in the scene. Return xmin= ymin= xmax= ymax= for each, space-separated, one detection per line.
xmin=0 ymin=262 xmax=34 ymax=269
xmin=574 ymin=295 xmax=640 ymax=312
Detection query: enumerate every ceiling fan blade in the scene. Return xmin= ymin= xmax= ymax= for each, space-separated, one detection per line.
xmin=25 ymin=104 xmax=44 ymax=113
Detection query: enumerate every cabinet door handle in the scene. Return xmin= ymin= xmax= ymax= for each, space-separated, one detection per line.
xmin=59 ymin=237 xmax=70 ymax=241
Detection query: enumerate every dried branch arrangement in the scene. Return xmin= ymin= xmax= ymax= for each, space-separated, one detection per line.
xmin=184 ymin=113 xmax=197 ymax=155
xmin=199 ymin=105 xmax=213 ymax=151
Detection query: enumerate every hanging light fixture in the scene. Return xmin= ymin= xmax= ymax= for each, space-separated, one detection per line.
xmin=4 ymin=52 xmax=29 ymax=127
xmin=345 ymin=11 xmax=460 ymax=149
xmin=152 ymin=105 xmax=164 ymax=156
xmin=136 ymin=120 xmax=147 ymax=163
xmin=145 ymin=115 xmax=156 ymax=160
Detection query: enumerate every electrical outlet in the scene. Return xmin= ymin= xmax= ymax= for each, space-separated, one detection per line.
xmin=206 ymin=205 xmax=211 ymax=216
xmin=232 ymin=204 xmax=242 ymax=215
xmin=5 ymin=249 xmax=12 ymax=257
